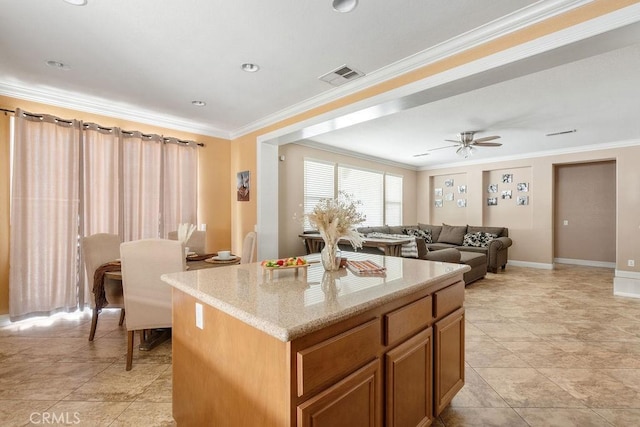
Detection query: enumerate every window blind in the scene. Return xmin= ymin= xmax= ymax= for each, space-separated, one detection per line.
xmin=385 ymin=174 xmax=403 ymax=226
xmin=303 ymin=159 xmax=334 ymax=230
xmin=338 ymin=165 xmax=383 ymax=227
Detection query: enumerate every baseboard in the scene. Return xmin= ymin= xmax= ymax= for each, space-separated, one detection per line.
xmin=614 ymin=270 xmax=640 ymax=298
xmin=507 ymin=260 xmax=554 ymax=270
xmin=554 ymin=258 xmax=616 ymax=269
xmin=0 ymin=314 xmax=11 ymax=327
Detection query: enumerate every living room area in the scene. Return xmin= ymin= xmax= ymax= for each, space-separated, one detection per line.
xmin=2 ymin=1 xmax=640 ymax=426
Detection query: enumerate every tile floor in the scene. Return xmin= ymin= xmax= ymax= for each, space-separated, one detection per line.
xmin=1 ymin=264 xmax=640 ymax=426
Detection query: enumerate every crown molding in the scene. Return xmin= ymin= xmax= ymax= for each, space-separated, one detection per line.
xmin=0 ymin=82 xmax=231 ymax=139
xmin=231 ymin=0 xmax=597 ymax=138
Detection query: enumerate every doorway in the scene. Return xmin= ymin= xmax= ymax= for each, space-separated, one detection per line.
xmin=553 ymin=160 xmax=616 ymax=268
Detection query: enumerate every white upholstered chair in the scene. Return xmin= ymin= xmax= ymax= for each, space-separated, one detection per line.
xmin=120 ymin=238 xmax=184 ymax=370
xmin=241 ymin=231 xmax=257 ymax=264
xmin=81 ymin=233 xmax=125 ymax=341
xmin=167 ymin=230 xmax=206 ymax=254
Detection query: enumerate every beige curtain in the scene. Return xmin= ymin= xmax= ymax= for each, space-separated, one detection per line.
xmin=82 ymin=124 xmax=121 ymax=237
xmin=162 ymin=139 xmax=197 ymax=237
xmin=122 ymin=131 xmax=162 ymax=241
xmin=9 ymin=110 xmax=81 ymax=320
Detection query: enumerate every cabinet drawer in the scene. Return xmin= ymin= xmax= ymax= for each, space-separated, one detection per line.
xmin=297 ymin=319 xmax=380 ymax=397
xmin=433 ymin=281 xmax=464 ymax=320
xmin=384 ymin=295 xmax=432 ymax=345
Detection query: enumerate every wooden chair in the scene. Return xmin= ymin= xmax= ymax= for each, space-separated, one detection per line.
xmin=168 ymin=229 xmax=206 ymax=254
xmin=81 ymin=233 xmax=125 ymax=341
xmin=241 ymin=231 xmax=257 ymax=264
xmin=120 ymin=238 xmax=184 ymax=370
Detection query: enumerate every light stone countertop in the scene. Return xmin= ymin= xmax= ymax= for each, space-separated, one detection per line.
xmin=162 ymin=252 xmax=470 ymax=342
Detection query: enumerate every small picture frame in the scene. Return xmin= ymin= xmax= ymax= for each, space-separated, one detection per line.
xmin=457 ymin=199 xmax=467 ymax=208
xmin=434 ymin=199 xmax=443 ymax=208
xmin=237 ymin=170 xmax=250 ymax=201
xmin=444 ymin=179 xmax=454 ymax=187
xmin=487 ymin=197 xmax=498 ymax=206
xmin=488 ymin=184 xmax=498 ymax=193
xmin=501 ymin=190 xmax=512 ymax=200
xmin=502 ymin=173 xmax=513 ymax=183
xmin=517 ymin=182 xmax=529 ymax=192
xmin=434 ymin=188 xmax=443 ymax=196
xmin=457 ymin=185 xmax=467 ymax=194
xmin=517 ymin=195 xmax=529 ymax=206
xmin=445 ymin=192 xmax=454 ymax=202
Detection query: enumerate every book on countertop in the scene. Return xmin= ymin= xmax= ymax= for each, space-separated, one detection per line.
xmin=346 ymin=260 xmax=386 ymax=275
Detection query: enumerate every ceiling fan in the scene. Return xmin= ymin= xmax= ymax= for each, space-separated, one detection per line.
xmin=414 ymin=131 xmax=502 ymax=158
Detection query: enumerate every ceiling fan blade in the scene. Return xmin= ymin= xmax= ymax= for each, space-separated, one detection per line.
xmin=473 ymin=135 xmax=500 ymax=143
xmin=429 ymin=144 xmax=458 ymax=152
xmin=472 ymin=142 xmax=502 ymax=147
xmin=412 ymin=152 xmax=430 ymax=157
xmin=444 ymin=139 xmax=461 ymax=144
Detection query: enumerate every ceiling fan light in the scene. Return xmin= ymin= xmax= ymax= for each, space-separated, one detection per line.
xmin=332 ymin=0 xmax=358 ymax=13
xmin=457 ymin=145 xmax=474 ymax=158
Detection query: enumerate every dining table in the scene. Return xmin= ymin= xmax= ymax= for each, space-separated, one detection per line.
xmin=93 ymin=252 xmax=240 ymax=350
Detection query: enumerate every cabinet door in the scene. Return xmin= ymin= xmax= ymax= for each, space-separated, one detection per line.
xmin=385 ymin=328 xmax=433 ymax=427
xmin=434 ymin=307 xmax=465 ymax=415
xmin=297 ymin=359 xmax=381 ymax=427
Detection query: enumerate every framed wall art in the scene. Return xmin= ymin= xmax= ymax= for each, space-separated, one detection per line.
xmin=237 ymin=170 xmax=250 ymax=201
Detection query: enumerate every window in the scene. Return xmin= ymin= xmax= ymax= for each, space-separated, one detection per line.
xmin=385 ymin=174 xmax=403 ymax=226
xmin=303 ymin=159 xmax=334 ymax=230
xmin=338 ymin=166 xmax=383 ymax=227
xmin=303 ymin=159 xmax=403 ymax=229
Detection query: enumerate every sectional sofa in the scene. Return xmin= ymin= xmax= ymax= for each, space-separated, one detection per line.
xmin=356 ymin=223 xmax=513 ymax=274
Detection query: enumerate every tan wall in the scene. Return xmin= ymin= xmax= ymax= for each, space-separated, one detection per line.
xmin=0 ymin=95 xmax=232 ymax=315
xmin=429 ymin=173 xmax=469 ymax=225
xmin=418 ymin=145 xmax=639 ymax=271
xmin=277 ymin=143 xmax=417 ymax=258
xmin=229 ymin=132 xmax=258 ymax=256
xmin=554 ymin=161 xmax=616 ymax=262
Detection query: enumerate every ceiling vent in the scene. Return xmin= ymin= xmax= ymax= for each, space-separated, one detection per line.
xmin=319 ymin=65 xmax=365 ymax=86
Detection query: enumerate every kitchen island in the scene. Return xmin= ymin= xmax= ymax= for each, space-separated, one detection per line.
xmin=162 ymin=252 xmax=469 ymax=427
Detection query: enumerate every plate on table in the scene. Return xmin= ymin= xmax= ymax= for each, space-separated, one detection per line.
xmin=186 ymin=252 xmax=198 ymax=258
xmin=212 ymin=255 xmax=237 ymax=261
xmin=204 ymin=255 xmax=239 ymax=264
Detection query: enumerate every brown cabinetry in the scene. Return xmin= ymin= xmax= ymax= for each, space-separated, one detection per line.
xmin=434 ymin=307 xmax=465 ymax=414
xmin=298 ymin=359 xmax=381 ymax=427
xmin=172 ymin=275 xmax=465 ymax=426
xmin=385 ymin=328 xmax=433 ymax=427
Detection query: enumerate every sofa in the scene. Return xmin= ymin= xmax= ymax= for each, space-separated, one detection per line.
xmin=356 ymin=223 xmax=512 ymax=273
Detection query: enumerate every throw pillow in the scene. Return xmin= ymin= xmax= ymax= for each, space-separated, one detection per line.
xmin=437 ymin=224 xmax=467 ymax=245
xmin=404 ymin=228 xmax=432 ymax=244
xmin=463 ymin=231 xmax=498 ymax=247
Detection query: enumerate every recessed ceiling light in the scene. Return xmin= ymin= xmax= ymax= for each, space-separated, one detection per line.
xmin=191 ymin=100 xmax=206 ymax=107
xmin=332 ymin=0 xmax=358 ymax=13
xmin=63 ymin=0 xmax=88 ymax=5
xmin=241 ymin=63 xmax=260 ymax=73
xmin=46 ymin=60 xmax=70 ymax=70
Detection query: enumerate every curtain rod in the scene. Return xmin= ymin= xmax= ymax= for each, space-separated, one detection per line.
xmin=2 ymin=107 xmax=205 ymax=147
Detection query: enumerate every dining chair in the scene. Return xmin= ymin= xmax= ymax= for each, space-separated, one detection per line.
xmin=120 ymin=238 xmax=184 ymax=370
xmin=240 ymin=231 xmax=257 ymax=264
xmin=81 ymin=233 xmax=125 ymax=341
xmin=168 ymin=229 xmax=206 ymax=254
